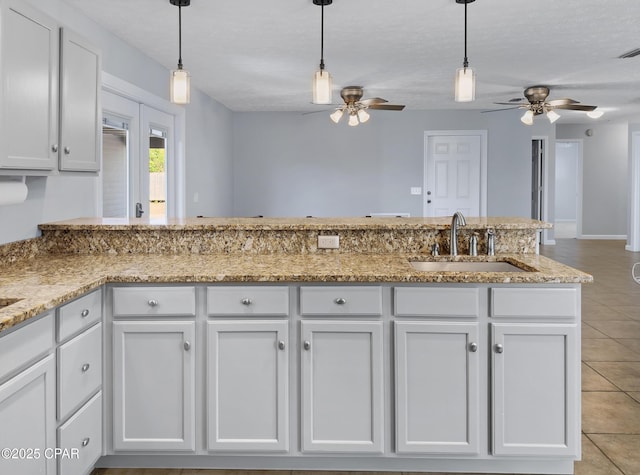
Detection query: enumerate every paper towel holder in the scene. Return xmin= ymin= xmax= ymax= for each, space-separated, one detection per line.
xmin=0 ymin=175 xmax=28 ymax=206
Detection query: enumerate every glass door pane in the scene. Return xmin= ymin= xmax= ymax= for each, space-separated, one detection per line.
xmin=102 ymin=119 xmax=129 ymax=217
xmin=148 ymin=128 xmax=167 ymax=219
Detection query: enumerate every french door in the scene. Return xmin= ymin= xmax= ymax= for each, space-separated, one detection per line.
xmin=101 ymin=91 xmax=175 ymax=220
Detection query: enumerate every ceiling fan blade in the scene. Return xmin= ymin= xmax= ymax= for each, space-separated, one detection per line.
xmin=359 ymin=97 xmax=388 ymax=106
xmin=547 ymin=98 xmax=579 ymax=106
xmin=481 ymin=106 xmax=521 ymax=113
xmin=553 ymin=104 xmax=597 ymax=111
xmin=368 ymin=104 xmax=405 ymax=111
xmin=494 ymin=102 xmax=527 ymax=106
xmin=302 ymin=109 xmax=334 ymax=115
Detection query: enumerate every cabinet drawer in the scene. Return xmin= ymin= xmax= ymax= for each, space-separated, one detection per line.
xmin=300 ymin=286 xmax=382 ymax=316
xmin=491 ymin=288 xmax=578 ymax=318
xmin=57 ymin=289 xmax=102 ymax=342
xmin=112 ymin=287 xmax=196 ymax=317
xmin=394 ymin=287 xmax=479 ymax=317
xmin=0 ymin=313 xmax=53 ymax=382
xmin=57 ymin=391 xmax=102 ymax=475
xmin=57 ymin=323 xmax=102 ymax=421
xmin=208 ymin=286 xmax=289 ymax=316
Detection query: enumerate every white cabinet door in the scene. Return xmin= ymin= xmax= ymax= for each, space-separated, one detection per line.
xmin=207 ymin=320 xmax=289 ymax=452
xmin=0 ymin=0 xmax=58 ymax=170
xmin=395 ymin=321 xmax=479 ymax=454
xmin=113 ymin=321 xmax=195 ymax=451
xmin=59 ymin=28 xmax=100 ymax=171
xmin=492 ymin=323 xmax=579 ymax=457
xmin=0 ymin=355 xmax=56 ymax=475
xmin=300 ymin=320 xmax=384 ymax=453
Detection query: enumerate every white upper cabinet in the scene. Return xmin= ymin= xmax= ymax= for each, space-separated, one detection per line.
xmin=59 ymin=28 xmax=100 ymax=172
xmin=0 ymin=0 xmax=58 ymax=171
xmin=0 ymin=0 xmax=100 ymax=173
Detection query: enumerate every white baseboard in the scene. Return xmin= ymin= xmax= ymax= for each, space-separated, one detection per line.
xmin=625 ymin=244 xmax=640 ymax=252
xmin=578 ymin=235 xmax=627 ymax=240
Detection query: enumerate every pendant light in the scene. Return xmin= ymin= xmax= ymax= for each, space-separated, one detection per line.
xmin=170 ymin=0 xmax=191 ymax=104
xmin=312 ymin=0 xmax=333 ymax=105
xmin=454 ymin=0 xmax=476 ymax=102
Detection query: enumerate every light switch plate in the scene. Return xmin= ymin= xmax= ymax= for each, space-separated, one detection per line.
xmin=410 ymin=187 xmax=422 ymax=195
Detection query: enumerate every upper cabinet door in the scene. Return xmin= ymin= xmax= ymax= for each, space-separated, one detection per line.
xmin=59 ymin=28 xmax=101 ymax=172
xmin=0 ymin=0 xmax=58 ymax=170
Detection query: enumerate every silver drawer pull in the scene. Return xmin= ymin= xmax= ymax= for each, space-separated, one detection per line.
xmin=278 ymin=340 xmax=286 ymax=350
xmin=334 ymin=297 xmax=347 ymax=305
xmin=148 ymin=299 xmax=158 ymax=307
xmin=81 ymin=437 xmax=90 ymax=447
xmin=64 ymin=146 xmax=71 ymax=154
xmin=81 ymin=309 xmax=90 ymax=318
xmin=81 ymin=363 xmax=90 ymax=372
xmin=184 ymin=341 xmax=191 ymax=351
xmin=241 ymin=298 xmax=252 ymax=306
xmin=51 ymin=144 xmax=58 ymax=153
xmin=303 ymin=340 xmax=311 ymax=351
xmin=495 ymin=343 xmax=504 ymax=354
xmin=469 ymin=342 xmax=478 ymax=352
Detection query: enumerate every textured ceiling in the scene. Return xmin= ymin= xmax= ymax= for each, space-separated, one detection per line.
xmin=64 ymin=0 xmax=640 ymax=123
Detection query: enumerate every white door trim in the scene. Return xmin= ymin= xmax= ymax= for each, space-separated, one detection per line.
xmin=101 ymin=72 xmax=186 ymax=218
xmin=628 ymin=132 xmax=640 ymax=251
xmin=423 ymin=130 xmax=488 ymax=217
xmin=554 ymin=139 xmax=584 ymax=241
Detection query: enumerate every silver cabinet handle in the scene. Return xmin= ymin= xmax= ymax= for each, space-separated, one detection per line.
xmin=495 ymin=343 xmax=504 ymax=354
xmin=81 ymin=363 xmax=90 ymax=372
xmin=469 ymin=342 xmax=478 ymax=352
xmin=303 ymin=340 xmax=311 ymax=351
xmin=184 ymin=341 xmax=191 ymax=351
xmin=81 ymin=437 xmax=90 ymax=447
xmin=51 ymin=144 xmax=58 ymax=153
xmin=334 ymin=297 xmax=347 ymax=305
xmin=241 ymin=298 xmax=252 ymax=306
xmin=81 ymin=309 xmax=90 ymax=318
xmin=278 ymin=340 xmax=286 ymax=350
xmin=148 ymin=299 xmax=158 ymax=307
xmin=64 ymin=146 xmax=71 ymax=154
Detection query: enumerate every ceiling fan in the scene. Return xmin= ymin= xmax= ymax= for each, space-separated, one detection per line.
xmin=493 ymin=86 xmax=599 ymax=125
xmin=330 ymin=86 xmax=405 ymax=126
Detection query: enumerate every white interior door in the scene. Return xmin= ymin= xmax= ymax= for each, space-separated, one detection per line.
xmin=424 ymin=133 xmax=484 ymax=217
xmin=555 ymin=140 xmax=582 ymax=239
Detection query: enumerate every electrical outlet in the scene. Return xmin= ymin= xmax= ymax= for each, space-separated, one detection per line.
xmin=318 ymin=235 xmax=339 ymax=249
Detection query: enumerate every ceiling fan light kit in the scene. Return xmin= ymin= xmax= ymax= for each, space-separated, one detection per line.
xmin=454 ymin=0 xmax=476 ymax=102
xmin=312 ymin=0 xmax=333 ymax=105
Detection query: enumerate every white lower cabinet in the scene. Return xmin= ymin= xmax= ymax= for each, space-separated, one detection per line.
xmin=300 ymin=320 xmax=384 ymax=453
xmin=112 ymin=320 xmax=195 ymax=451
xmin=207 ymin=320 xmax=289 ymax=452
xmin=395 ymin=321 xmax=479 ymax=454
xmin=0 ymin=354 xmax=56 ymax=475
xmin=491 ymin=323 xmax=579 ymax=457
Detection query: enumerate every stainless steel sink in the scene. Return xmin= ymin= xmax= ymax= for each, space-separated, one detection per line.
xmin=409 ymin=261 xmax=527 ymax=272
xmin=0 ymin=298 xmax=22 ymax=309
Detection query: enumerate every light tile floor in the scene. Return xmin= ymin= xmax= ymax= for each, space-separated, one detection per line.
xmin=92 ymin=239 xmax=640 ymax=475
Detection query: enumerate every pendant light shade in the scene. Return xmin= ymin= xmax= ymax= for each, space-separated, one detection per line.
xmin=454 ymin=0 xmax=476 ymax=102
xmin=348 ymin=113 xmax=359 ymax=127
xmin=546 ymin=109 xmax=560 ymax=123
xmin=330 ymin=109 xmax=344 ymax=123
xmin=454 ymin=67 xmax=475 ymax=102
xmin=313 ymin=70 xmax=332 ymax=105
xmin=312 ymin=0 xmax=333 ymax=105
xmin=171 ymin=68 xmax=190 ymax=104
xmin=170 ymin=0 xmax=191 ymax=105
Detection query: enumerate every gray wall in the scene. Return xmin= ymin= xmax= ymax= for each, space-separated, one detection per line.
xmin=0 ymin=0 xmax=233 ymax=245
xmin=557 ymin=123 xmax=628 ymax=237
xmin=232 ymin=109 xmax=535 ymax=218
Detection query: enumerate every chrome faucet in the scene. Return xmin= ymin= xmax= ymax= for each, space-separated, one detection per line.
xmin=450 ymin=211 xmax=466 ymax=256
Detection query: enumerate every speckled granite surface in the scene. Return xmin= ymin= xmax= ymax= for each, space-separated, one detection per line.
xmin=38 ymin=217 xmax=549 ymax=255
xmin=0 ymin=252 xmax=592 ymax=334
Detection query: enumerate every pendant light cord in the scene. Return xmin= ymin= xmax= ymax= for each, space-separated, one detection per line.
xmin=178 ymin=4 xmax=183 ymax=69
xmin=463 ymin=1 xmax=469 ymax=69
xmin=319 ymin=3 xmax=325 ymax=71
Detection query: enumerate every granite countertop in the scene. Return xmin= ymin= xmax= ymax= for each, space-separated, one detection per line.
xmin=38 ymin=216 xmax=553 ymax=231
xmin=0 ymin=252 xmax=592 ymax=334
